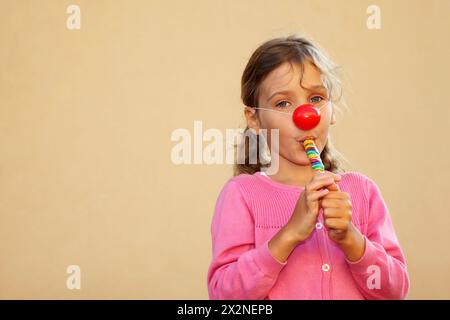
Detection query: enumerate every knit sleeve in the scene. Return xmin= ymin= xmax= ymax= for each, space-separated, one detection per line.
xmin=346 ymin=175 xmax=410 ymax=299
xmin=207 ymin=179 xmax=287 ymax=300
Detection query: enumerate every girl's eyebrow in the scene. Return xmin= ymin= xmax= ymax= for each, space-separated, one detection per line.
xmin=266 ymin=90 xmax=293 ymax=102
xmin=266 ymin=84 xmax=328 ymax=102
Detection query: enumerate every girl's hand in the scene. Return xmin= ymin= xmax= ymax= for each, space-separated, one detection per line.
xmin=321 ymin=191 xmax=365 ymax=261
xmin=321 ymin=191 xmax=353 ymax=243
xmin=285 ymin=171 xmax=341 ymax=244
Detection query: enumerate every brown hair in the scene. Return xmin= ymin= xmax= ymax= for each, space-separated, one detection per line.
xmin=234 ymin=35 xmax=348 ymax=176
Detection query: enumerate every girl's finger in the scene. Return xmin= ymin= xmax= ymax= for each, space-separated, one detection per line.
xmin=306 ymin=189 xmax=330 ymax=202
xmin=308 ymin=174 xmax=340 ymax=192
xmin=324 ymin=218 xmax=347 ymax=230
xmin=326 ymin=182 xmax=340 ymax=192
xmin=321 ymin=171 xmax=342 ymax=182
xmin=321 ymin=191 xmax=349 ymax=200
xmin=323 ymin=207 xmax=343 ymax=219
xmin=329 ymin=230 xmax=345 ymax=239
xmin=321 ymin=198 xmax=343 ymax=208
xmin=313 ymin=171 xmax=342 ymax=182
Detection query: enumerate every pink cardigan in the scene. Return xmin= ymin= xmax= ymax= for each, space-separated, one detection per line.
xmin=207 ymin=171 xmax=409 ymax=299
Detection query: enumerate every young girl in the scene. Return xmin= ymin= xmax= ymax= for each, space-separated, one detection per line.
xmin=206 ymin=35 xmax=409 ymax=300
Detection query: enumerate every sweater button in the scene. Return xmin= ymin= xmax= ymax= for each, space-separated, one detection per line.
xmin=322 ymin=263 xmax=331 ymax=272
xmin=315 ymin=222 xmax=323 ymax=230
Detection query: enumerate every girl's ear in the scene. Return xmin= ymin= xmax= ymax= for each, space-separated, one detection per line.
xmin=244 ymin=106 xmax=261 ymax=133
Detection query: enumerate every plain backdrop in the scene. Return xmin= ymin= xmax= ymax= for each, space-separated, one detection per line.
xmin=0 ymin=0 xmax=449 ymax=299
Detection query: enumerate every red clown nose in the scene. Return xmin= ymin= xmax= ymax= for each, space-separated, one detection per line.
xmin=292 ymin=104 xmax=321 ymax=131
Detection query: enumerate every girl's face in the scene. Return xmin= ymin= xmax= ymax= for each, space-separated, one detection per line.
xmin=245 ymin=60 xmax=336 ymax=168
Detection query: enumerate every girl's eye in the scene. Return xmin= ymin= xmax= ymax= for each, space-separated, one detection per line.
xmin=275 ymin=100 xmax=291 ymax=108
xmin=310 ymin=96 xmax=324 ymax=104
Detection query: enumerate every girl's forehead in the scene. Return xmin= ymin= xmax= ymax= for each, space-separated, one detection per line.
xmin=261 ymin=60 xmax=324 ymax=96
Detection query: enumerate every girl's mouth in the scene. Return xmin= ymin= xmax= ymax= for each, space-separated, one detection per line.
xmin=297 ymin=135 xmax=316 ymax=143
xmin=298 ymin=141 xmax=308 ymax=151
xmin=297 ymin=136 xmax=317 ymax=149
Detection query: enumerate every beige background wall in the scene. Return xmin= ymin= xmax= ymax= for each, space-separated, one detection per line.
xmin=0 ymin=0 xmax=449 ymax=299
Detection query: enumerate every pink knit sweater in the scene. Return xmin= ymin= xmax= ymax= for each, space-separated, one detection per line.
xmin=207 ymin=171 xmax=409 ymax=300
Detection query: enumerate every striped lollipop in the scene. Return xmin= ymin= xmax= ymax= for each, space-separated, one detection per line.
xmin=303 ymin=139 xmax=324 ymax=172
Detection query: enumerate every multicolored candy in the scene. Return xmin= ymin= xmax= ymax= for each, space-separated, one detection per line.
xmin=303 ymin=139 xmax=324 ymax=172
